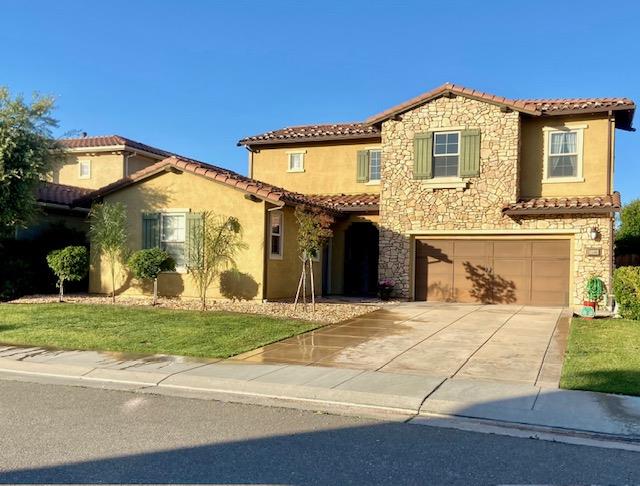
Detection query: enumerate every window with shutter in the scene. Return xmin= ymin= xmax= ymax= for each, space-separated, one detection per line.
xmin=414 ymin=133 xmax=433 ymax=179
xmin=460 ymin=129 xmax=481 ymax=177
xmin=142 ymin=213 xmax=160 ymax=249
xmin=356 ymin=151 xmax=369 ymax=183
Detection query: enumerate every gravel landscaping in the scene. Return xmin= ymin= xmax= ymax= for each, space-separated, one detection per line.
xmin=9 ymin=294 xmax=385 ymax=324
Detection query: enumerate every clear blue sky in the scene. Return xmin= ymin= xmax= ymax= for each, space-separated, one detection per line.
xmin=3 ymin=0 xmax=639 ymax=201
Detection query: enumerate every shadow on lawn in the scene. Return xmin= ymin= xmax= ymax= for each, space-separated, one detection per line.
xmin=562 ymin=369 xmax=640 ymax=397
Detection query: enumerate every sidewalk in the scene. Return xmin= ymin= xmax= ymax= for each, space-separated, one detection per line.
xmin=1 ymin=344 xmax=640 ymax=445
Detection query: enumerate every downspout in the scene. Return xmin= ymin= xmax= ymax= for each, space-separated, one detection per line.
xmin=607 ymin=112 xmax=615 ymax=195
xmin=124 ymin=151 xmax=138 ymax=177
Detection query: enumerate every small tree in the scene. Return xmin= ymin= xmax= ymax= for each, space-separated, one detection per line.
xmin=293 ymin=206 xmax=333 ymax=312
xmin=187 ymin=212 xmax=247 ymax=310
xmin=127 ymin=248 xmax=175 ymax=305
xmin=46 ymin=246 xmax=88 ymax=302
xmin=89 ymin=202 xmax=128 ymax=303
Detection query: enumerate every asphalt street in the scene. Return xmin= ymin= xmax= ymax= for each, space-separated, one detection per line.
xmin=0 ymin=378 xmax=639 ymax=484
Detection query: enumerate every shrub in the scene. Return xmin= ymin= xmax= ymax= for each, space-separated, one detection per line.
xmin=127 ymin=248 xmax=175 ymax=305
xmin=613 ymin=267 xmax=640 ymax=320
xmin=0 ymin=223 xmax=87 ymax=301
xmin=46 ymin=246 xmax=89 ymax=302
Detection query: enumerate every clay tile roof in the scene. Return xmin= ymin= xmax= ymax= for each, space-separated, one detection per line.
xmin=237 ymin=123 xmax=380 ymax=146
xmin=503 ymin=193 xmax=621 ymax=215
xmin=59 ymin=135 xmax=174 ymax=158
xmin=304 ymin=194 xmax=379 ymax=211
xmin=240 ymin=83 xmax=635 ymax=145
xmin=37 ymin=181 xmax=93 ymax=208
xmin=518 ymin=98 xmax=635 ymax=114
xmin=81 ymin=156 xmax=345 ymax=213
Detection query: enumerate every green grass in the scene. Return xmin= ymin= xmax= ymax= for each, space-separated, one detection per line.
xmin=560 ymin=317 xmax=640 ymax=396
xmin=0 ymin=304 xmax=318 ymax=358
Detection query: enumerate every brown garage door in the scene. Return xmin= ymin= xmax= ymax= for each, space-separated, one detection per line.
xmin=415 ymin=239 xmax=570 ymax=306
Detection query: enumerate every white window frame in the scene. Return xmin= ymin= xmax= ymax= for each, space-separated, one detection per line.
xmin=78 ymin=159 xmax=91 ymax=179
xmin=269 ymin=210 xmax=284 ymax=260
xmin=286 ymin=150 xmax=306 ymax=173
xmin=160 ymin=212 xmax=187 ymax=271
xmin=432 ymin=131 xmax=460 ymax=179
xmin=543 ymin=125 xmax=586 ymax=183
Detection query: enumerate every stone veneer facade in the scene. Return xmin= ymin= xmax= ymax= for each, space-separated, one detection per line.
xmin=378 ymin=95 xmax=614 ymax=307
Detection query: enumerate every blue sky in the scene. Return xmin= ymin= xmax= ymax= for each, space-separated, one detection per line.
xmin=3 ymin=0 xmax=639 ymax=201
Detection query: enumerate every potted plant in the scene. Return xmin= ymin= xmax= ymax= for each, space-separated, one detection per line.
xmin=378 ymin=279 xmax=395 ymax=301
xmin=582 ymin=275 xmax=605 ymax=318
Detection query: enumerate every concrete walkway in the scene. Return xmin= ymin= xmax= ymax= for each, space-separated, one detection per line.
xmin=233 ymin=303 xmax=568 ymax=387
xmin=1 ymin=344 xmax=640 ymax=443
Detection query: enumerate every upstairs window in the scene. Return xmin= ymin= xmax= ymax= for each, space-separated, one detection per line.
xmin=548 ymin=130 xmax=578 ymax=178
xmin=287 ymin=152 xmax=305 ymax=172
xmin=433 ymin=132 xmax=459 ymax=177
xmin=369 ymin=149 xmax=381 ymax=181
xmin=161 ymin=213 xmax=186 ymax=268
xmin=78 ymin=160 xmax=91 ymax=179
xmin=269 ymin=210 xmax=283 ymax=259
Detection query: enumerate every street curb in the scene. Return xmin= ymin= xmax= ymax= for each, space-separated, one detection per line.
xmin=2 ymin=365 xmax=640 ymax=451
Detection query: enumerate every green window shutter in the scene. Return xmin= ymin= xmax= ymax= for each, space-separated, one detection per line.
xmin=185 ymin=212 xmax=203 ymax=268
xmin=356 ymin=150 xmax=369 ymax=183
xmin=414 ymin=132 xmax=433 ymax=179
xmin=460 ymin=129 xmax=481 ymax=177
xmin=142 ymin=213 xmax=160 ymax=249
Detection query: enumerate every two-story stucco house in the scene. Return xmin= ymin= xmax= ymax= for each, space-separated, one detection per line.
xmin=23 ymin=135 xmax=176 ymax=239
xmin=70 ymin=83 xmax=633 ymax=309
xmin=238 ymin=83 xmax=634 ymax=309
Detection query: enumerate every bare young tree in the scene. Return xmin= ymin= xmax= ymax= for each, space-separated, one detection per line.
xmin=293 ymin=206 xmax=333 ymax=312
xmin=89 ymin=202 xmax=128 ymax=303
xmin=187 ymin=211 xmax=247 ymax=311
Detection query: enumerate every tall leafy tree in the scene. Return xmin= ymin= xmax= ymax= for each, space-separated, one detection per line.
xmin=89 ymin=202 xmax=128 ymax=303
xmin=616 ymin=199 xmax=640 ymax=255
xmin=0 ymin=87 xmax=62 ymax=235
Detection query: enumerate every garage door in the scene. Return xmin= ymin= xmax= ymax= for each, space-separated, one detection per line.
xmin=415 ymin=239 xmax=570 ymax=306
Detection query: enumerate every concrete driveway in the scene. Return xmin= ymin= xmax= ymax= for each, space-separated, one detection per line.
xmin=233 ymin=303 xmax=569 ymax=387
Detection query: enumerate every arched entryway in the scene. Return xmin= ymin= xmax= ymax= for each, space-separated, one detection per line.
xmin=344 ymin=222 xmax=379 ymax=296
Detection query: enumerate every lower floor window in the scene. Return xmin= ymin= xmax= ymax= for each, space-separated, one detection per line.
xmin=161 ymin=213 xmax=186 ymax=268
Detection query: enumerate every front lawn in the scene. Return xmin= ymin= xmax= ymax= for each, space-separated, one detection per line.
xmin=0 ymin=304 xmax=318 ymax=358
xmin=560 ymin=317 xmax=640 ymax=396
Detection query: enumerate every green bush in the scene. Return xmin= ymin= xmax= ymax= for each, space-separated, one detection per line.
xmin=127 ymin=248 xmax=175 ymax=304
xmin=46 ymin=246 xmax=89 ymax=302
xmin=613 ymin=267 xmax=640 ymax=320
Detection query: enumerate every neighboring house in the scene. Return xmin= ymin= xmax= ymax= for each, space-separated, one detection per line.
xmin=238 ymin=83 xmax=634 ymax=308
xmin=22 ymin=135 xmax=176 ymax=240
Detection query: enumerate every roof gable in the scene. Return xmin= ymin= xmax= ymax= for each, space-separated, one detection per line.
xmin=60 ymin=135 xmax=174 ymax=159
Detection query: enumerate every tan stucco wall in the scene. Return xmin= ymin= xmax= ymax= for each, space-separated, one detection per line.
xmin=250 ymin=140 xmax=382 ymax=195
xmin=53 ymin=152 xmax=125 ymax=189
xmin=89 ymin=170 xmax=267 ymax=301
xmin=265 ymin=205 xmax=322 ymax=300
xmin=125 ymin=154 xmax=160 ymax=176
xmin=520 ymin=114 xmax=611 ymax=198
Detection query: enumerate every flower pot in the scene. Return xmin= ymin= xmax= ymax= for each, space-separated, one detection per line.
xmin=582 ymin=300 xmax=597 ymax=319
xmin=379 ymin=289 xmax=392 ymax=301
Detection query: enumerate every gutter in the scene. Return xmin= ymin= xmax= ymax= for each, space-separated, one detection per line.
xmin=37 ymin=201 xmax=90 ymax=213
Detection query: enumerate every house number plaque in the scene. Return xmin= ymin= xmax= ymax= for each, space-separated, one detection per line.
xmin=586 ymin=247 xmax=602 ymax=257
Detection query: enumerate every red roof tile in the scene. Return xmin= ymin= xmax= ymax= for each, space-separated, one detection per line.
xmin=238 ymin=123 xmax=380 ymax=146
xmin=305 ymin=193 xmax=379 ymax=211
xmin=81 ymin=156 xmax=346 ymax=213
xmin=240 ymin=83 xmax=635 ymax=145
xmin=503 ymin=193 xmax=621 ymax=215
xmin=37 ymin=182 xmax=92 ymax=208
xmin=60 ymin=135 xmax=174 ymax=158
